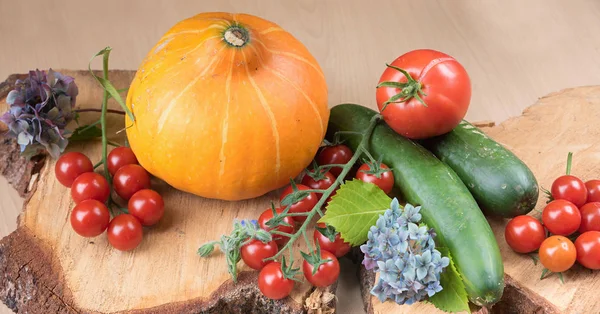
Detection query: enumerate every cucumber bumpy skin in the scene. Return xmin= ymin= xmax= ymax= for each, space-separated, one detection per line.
xmin=421 ymin=120 xmax=539 ymax=218
xmin=327 ymin=104 xmax=504 ymax=307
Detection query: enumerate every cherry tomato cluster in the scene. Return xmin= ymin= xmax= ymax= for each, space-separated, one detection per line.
xmin=247 ymin=205 xmax=344 ymax=299
xmin=250 ymin=144 xmax=397 ymax=299
xmin=505 ymin=153 xmax=600 ymax=275
xmin=317 ymin=144 xmax=395 ymax=195
xmin=55 ymin=147 xmax=165 ymax=251
xmin=244 ymin=146 xmax=369 ymax=300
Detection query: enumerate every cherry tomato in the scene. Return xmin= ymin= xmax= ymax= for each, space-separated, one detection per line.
xmin=107 ymin=147 xmax=138 ymax=176
xmin=128 ymin=189 xmax=164 ymax=226
xmin=355 ymin=163 xmax=394 ymax=194
xmin=575 ymin=231 xmax=600 ymax=270
xmin=504 ymin=215 xmax=546 ymax=253
xmin=70 ymin=199 xmax=110 ymax=237
xmin=55 ymin=152 xmax=93 ymax=187
xmin=240 ymin=239 xmax=278 ymax=270
xmin=258 ymin=262 xmax=294 ymax=300
xmin=279 ymin=184 xmax=318 ymax=222
xmin=258 ymin=208 xmax=296 ymax=246
xmin=107 ymin=214 xmax=144 ymax=251
xmin=302 ymin=250 xmax=340 ymax=287
xmin=376 ymin=49 xmax=471 ymax=139
xmin=313 ymin=223 xmax=351 ymax=257
xmin=113 ymin=164 xmax=151 ymax=200
xmin=586 ymin=180 xmax=600 ymax=203
xmin=579 ymin=202 xmax=600 ymax=233
xmin=542 ymin=200 xmax=581 ymax=236
xmin=539 ymin=235 xmax=576 ymax=272
xmin=71 ymin=172 xmax=110 ymax=204
xmin=551 ymin=175 xmax=587 ymax=207
xmin=316 ymin=145 xmax=353 ymax=177
xmin=301 ymin=170 xmax=336 ymax=202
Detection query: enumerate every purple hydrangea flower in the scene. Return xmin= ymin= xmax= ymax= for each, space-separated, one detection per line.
xmin=360 ymin=198 xmax=450 ymax=305
xmin=0 ymin=69 xmax=78 ymax=159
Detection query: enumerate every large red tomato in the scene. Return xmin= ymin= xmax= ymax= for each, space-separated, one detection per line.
xmin=376 ymin=49 xmax=471 ymax=139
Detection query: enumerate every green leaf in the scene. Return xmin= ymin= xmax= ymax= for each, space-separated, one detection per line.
xmin=319 ymin=179 xmax=391 ymax=246
xmin=88 ymin=47 xmax=135 ymax=122
xmin=197 ymin=242 xmax=215 ymax=257
xmin=69 ymin=124 xmax=102 ymax=142
xmin=429 ymin=248 xmax=470 ymax=314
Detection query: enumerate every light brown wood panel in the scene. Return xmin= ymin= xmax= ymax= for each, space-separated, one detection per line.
xmin=1 ymin=1 xmax=599 ymax=313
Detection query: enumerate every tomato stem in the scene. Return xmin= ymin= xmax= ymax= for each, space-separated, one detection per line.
xmin=287 ymin=212 xmax=311 ymax=217
xmin=271 ymin=230 xmax=294 ymax=238
xmin=99 ymin=51 xmax=112 ymax=187
xmin=75 ymin=108 xmax=125 ymax=115
xmin=377 ymin=63 xmax=428 ymax=111
xmin=265 ymin=114 xmax=382 ymax=262
xmin=333 ymin=130 xmax=362 ymax=144
xmin=566 ymin=152 xmax=573 ymax=175
xmin=107 ymin=141 xmax=121 ymax=147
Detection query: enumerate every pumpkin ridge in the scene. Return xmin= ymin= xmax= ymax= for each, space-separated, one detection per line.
xmin=191 ymin=15 xmax=232 ymax=26
xmin=252 ymin=38 xmax=325 ymax=81
xmin=259 ymin=27 xmax=284 ymax=35
xmin=159 ymin=24 xmax=223 ymax=46
xmin=156 ymin=45 xmax=227 ymax=134
xmin=248 ymin=44 xmax=325 ymax=137
xmin=241 ymin=49 xmax=281 ymax=180
xmin=218 ymin=51 xmax=236 ymax=185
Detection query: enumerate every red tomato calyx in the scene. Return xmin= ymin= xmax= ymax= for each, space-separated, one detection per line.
xmin=280 ymin=182 xmax=314 ymax=207
xmin=280 ymin=256 xmax=302 ymax=281
xmin=305 ymin=166 xmax=332 ymax=182
xmin=264 ymin=205 xmax=294 ymax=230
xmin=316 ymin=224 xmax=338 ymax=243
xmin=358 ymin=159 xmax=393 ymax=179
xmin=301 ymin=246 xmax=333 ymax=276
xmin=377 ymin=63 xmax=427 ymax=110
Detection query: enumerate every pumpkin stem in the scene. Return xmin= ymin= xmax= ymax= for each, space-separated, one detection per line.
xmin=223 ymin=26 xmax=249 ymax=47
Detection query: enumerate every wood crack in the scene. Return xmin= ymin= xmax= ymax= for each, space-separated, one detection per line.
xmin=41 ymin=283 xmax=80 ymax=314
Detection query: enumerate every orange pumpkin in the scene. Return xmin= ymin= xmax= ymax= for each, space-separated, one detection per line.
xmin=125 ymin=12 xmax=329 ymax=201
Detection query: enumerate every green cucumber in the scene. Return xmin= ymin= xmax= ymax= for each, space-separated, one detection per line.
xmin=327 ymin=104 xmax=504 ymax=306
xmin=421 ymin=120 xmax=538 ymax=218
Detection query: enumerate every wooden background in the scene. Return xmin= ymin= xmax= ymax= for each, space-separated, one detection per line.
xmin=1 ymin=0 xmax=599 ymax=313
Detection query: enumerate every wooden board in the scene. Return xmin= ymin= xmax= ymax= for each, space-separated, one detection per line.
xmin=2 ymin=69 xmax=600 ymax=314
xmin=0 ymin=70 xmax=336 ymax=313
xmin=360 ymin=86 xmax=600 ymax=314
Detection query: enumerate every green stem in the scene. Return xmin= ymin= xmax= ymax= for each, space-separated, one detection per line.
xmin=299 ymin=188 xmax=328 ymax=194
xmin=566 ymin=152 xmax=573 ymax=175
xmin=362 ymin=149 xmax=377 ymax=163
xmin=107 ymin=141 xmax=120 ymax=147
xmin=266 ymin=114 xmax=381 ymax=261
xmin=78 ymin=120 xmax=101 ymax=133
xmin=287 ymin=212 xmax=311 ymax=217
xmin=100 ymin=53 xmax=111 ymax=185
xmin=271 ymin=230 xmax=295 ymax=238
xmin=75 ymin=108 xmax=125 ymax=115
xmin=334 ymin=130 xmax=362 ymax=143
xmin=317 ymin=163 xmax=348 ymax=169
xmin=93 ymin=160 xmax=103 ymax=169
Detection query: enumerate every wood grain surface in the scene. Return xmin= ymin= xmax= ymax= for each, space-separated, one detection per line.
xmin=1 ymin=1 xmax=600 ymax=313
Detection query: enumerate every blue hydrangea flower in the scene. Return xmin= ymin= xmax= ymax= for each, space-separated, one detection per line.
xmin=361 ymin=198 xmax=450 ymax=305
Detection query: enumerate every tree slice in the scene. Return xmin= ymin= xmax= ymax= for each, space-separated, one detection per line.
xmin=360 ymin=86 xmax=600 ymax=313
xmin=0 ymin=70 xmax=336 ymax=313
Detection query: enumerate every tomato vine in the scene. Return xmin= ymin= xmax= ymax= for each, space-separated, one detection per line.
xmin=199 ymin=113 xmax=382 ymax=282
